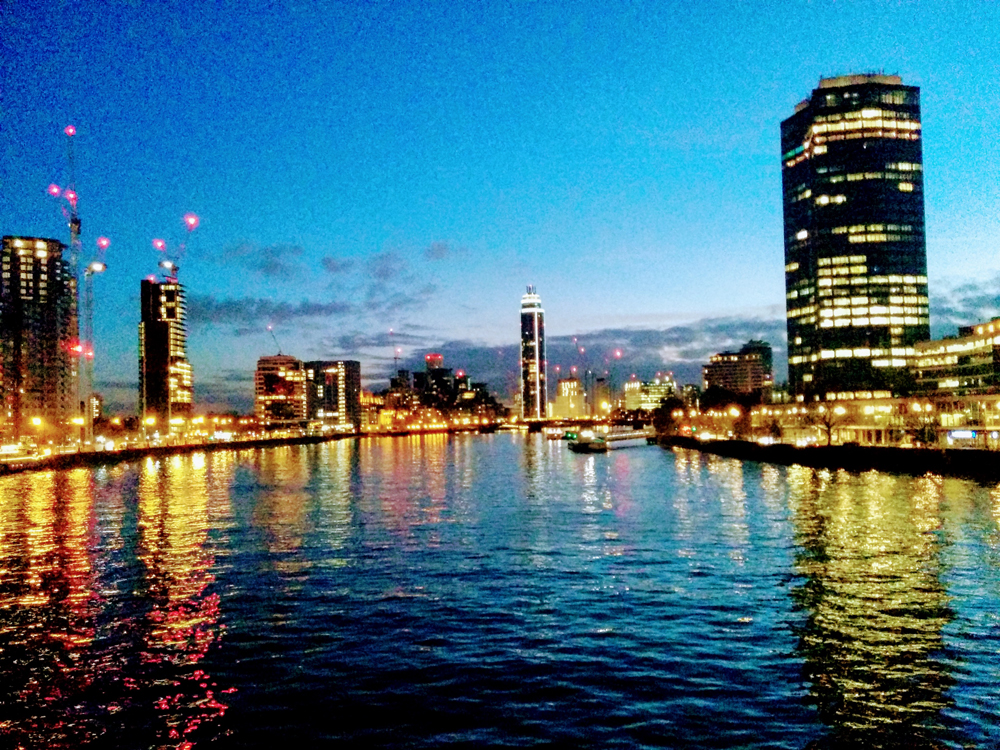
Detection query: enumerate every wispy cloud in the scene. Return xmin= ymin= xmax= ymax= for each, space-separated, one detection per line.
xmin=214 ymin=242 xmax=307 ymax=279
xmin=930 ymin=275 xmax=1000 ymax=337
xmin=321 ymin=256 xmax=354 ymax=274
xmin=187 ymin=294 xmax=354 ymax=326
xmin=425 ymin=241 xmax=451 ymax=260
xmin=368 ymin=250 xmax=407 ymax=281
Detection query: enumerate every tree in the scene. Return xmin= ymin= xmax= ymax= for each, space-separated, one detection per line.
xmin=806 ymin=406 xmax=847 ymax=446
xmin=651 ymin=397 xmax=685 ymax=437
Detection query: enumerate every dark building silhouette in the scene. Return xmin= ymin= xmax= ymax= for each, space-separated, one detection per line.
xmin=305 ymin=360 xmax=361 ymax=428
xmin=782 ymin=74 xmax=929 ymax=400
xmin=1 ymin=236 xmax=79 ymax=439
xmin=139 ymin=278 xmax=193 ymax=426
xmin=520 ymin=285 xmax=546 ymax=419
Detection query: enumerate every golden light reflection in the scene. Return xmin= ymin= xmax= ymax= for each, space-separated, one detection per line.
xmin=0 ymin=469 xmax=99 ymax=746
xmin=360 ymin=433 xmax=453 ymax=540
xmin=789 ymin=466 xmax=953 ymax=745
xmin=706 ymin=455 xmax=749 ymax=562
xmin=136 ymin=453 xmax=230 ymax=746
xmin=250 ymin=445 xmax=312 ymax=573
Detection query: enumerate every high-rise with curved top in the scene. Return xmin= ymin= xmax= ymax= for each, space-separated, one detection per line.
xmin=782 ymin=74 xmax=929 ymax=401
xmin=520 ymin=285 xmax=546 ymax=419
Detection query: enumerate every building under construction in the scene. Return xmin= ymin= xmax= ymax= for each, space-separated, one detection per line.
xmin=139 ymin=277 xmax=193 ymax=427
xmin=0 ymin=236 xmax=80 ymax=440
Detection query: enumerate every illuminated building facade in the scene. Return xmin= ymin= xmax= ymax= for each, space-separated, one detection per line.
xmin=255 ymin=355 xmax=307 ymax=426
xmin=305 ymin=360 xmax=361 ymax=428
xmin=623 ymin=375 xmax=678 ymax=411
xmin=702 ymin=341 xmax=773 ymax=396
xmin=552 ymin=377 xmax=584 ymax=418
xmin=139 ymin=278 xmax=193 ymax=426
xmin=782 ymin=74 xmax=929 ymax=400
xmin=520 ymin=285 xmax=546 ymax=419
xmin=912 ymin=318 xmax=1000 ymax=396
xmin=0 ymin=236 xmax=79 ymax=438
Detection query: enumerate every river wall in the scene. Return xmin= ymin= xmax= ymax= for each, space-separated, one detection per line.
xmin=0 ymin=434 xmax=354 ymax=476
xmin=660 ymin=436 xmax=1000 ymax=484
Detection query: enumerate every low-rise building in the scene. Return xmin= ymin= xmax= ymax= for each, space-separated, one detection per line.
xmin=254 ymin=355 xmax=307 ymax=427
xmin=912 ymin=318 xmax=1000 ymax=396
xmin=702 ymin=340 xmax=774 ymax=396
xmin=623 ymin=375 xmax=677 ymax=411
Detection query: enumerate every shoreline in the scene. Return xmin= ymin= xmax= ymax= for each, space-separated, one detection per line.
xmin=0 ymin=427 xmax=497 ymax=477
xmin=659 ymin=435 xmax=1000 ymax=484
xmin=0 ymin=433 xmax=354 ymax=476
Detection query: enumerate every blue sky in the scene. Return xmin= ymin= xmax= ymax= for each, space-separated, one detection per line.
xmin=3 ymin=0 xmax=999 ymax=411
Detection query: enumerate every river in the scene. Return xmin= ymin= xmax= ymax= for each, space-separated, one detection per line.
xmin=1 ymin=433 xmax=999 ymax=748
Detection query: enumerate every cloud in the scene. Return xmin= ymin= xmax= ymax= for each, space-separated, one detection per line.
xmin=321 ymin=256 xmax=354 ymax=274
xmin=193 ymin=369 xmax=256 ymax=413
xmin=930 ymin=274 xmax=1000 ymax=337
xmin=368 ymin=250 xmax=407 ymax=281
xmin=186 ymin=294 xmax=354 ymax=326
xmin=425 ymin=241 xmax=450 ymax=260
xmin=216 ymin=242 xmax=306 ymax=278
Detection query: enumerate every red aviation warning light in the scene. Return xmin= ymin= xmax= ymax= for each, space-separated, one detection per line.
xmin=64 ymin=189 xmax=78 ymax=208
xmin=47 ymin=184 xmax=61 ymax=197
xmin=152 ymin=239 xmax=166 ymax=251
xmin=64 ymin=125 xmax=76 ymax=137
xmin=183 ymin=213 xmax=199 ymax=231
xmin=96 ymin=236 xmax=110 ymax=250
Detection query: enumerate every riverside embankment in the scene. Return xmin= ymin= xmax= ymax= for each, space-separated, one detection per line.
xmin=0 ymin=433 xmax=355 ymax=476
xmin=660 ymin=435 xmax=1000 ymax=483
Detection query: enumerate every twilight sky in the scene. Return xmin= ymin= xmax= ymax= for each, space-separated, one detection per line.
xmin=3 ymin=0 xmax=999 ymax=411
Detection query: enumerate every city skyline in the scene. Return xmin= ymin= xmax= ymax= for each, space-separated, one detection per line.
xmin=4 ymin=1 xmax=1000 ymax=412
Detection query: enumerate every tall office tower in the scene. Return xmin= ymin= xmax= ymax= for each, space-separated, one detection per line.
xmin=0 ymin=236 xmax=79 ymax=439
xmin=305 ymin=360 xmax=362 ymax=428
xmin=255 ymin=355 xmax=308 ymax=426
xmin=782 ymin=74 xmax=929 ymax=400
xmin=139 ymin=278 xmax=193 ymax=426
xmin=520 ymin=285 xmax=546 ymax=419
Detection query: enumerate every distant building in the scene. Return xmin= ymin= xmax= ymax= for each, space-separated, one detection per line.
xmin=783 ymin=74 xmax=929 ymax=400
xmin=520 ymin=285 xmax=547 ymax=419
xmin=703 ymin=341 xmax=774 ymax=396
xmin=305 ymin=360 xmax=361 ymax=428
xmin=1 ymin=236 xmax=79 ymax=439
xmin=623 ymin=375 xmax=677 ymax=411
xmin=551 ymin=377 xmax=585 ymax=419
xmin=255 ymin=355 xmax=307 ymax=426
xmin=414 ymin=354 xmax=456 ymax=410
xmin=591 ymin=377 xmax=611 ymax=416
xmin=139 ymin=277 xmax=193 ymax=427
xmin=681 ymin=384 xmax=701 ymax=411
xmin=912 ymin=318 xmax=1000 ymax=396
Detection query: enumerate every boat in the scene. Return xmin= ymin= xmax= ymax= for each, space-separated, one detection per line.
xmin=567 ymin=425 xmax=655 ymax=453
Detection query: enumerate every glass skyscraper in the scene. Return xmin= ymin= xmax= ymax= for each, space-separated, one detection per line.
xmin=782 ymin=74 xmax=929 ymax=400
xmin=520 ymin=285 xmax=546 ymax=419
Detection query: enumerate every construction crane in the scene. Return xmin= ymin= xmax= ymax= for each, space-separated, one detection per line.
xmin=49 ymin=126 xmax=90 ymax=446
xmin=82 ymin=237 xmax=109 ymax=446
xmin=267 ymin=325 xmax=282 ymax=355
xmin=152 ymin=213 xmax=198 ymax=282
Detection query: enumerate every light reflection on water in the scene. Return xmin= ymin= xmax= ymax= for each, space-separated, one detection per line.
xmin=1 ymin=437 xmax=1000 ymax=747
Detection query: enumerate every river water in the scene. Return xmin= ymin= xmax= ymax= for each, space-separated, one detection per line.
xmin=1 ymin=433 xmax=999 ymax=748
